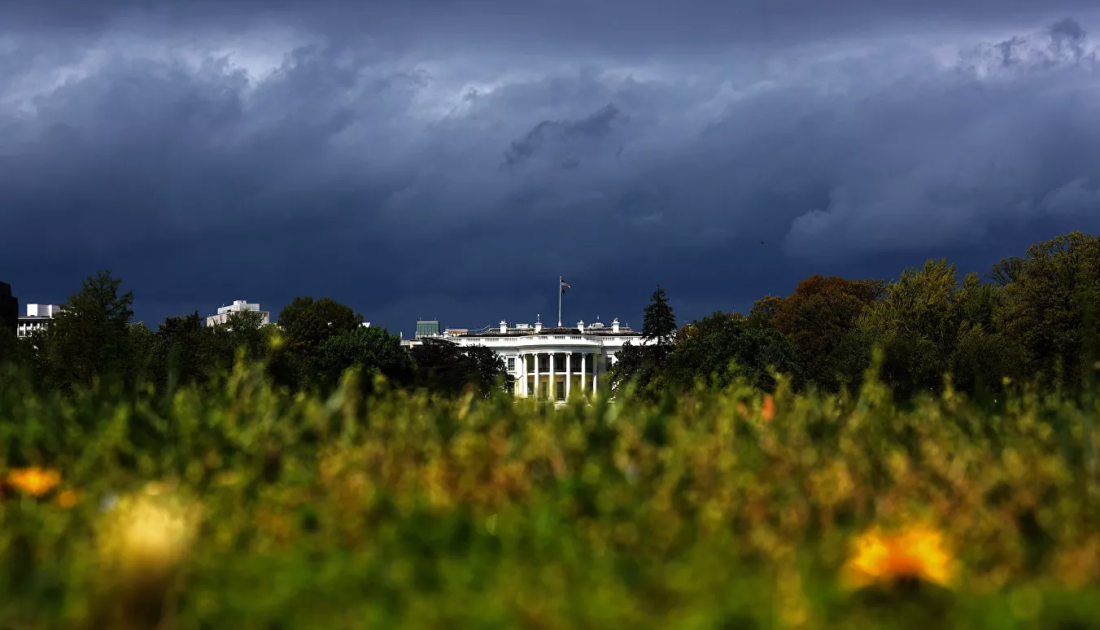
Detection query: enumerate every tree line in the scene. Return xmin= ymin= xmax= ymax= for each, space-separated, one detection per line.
xmin=612 ymin=231 xmax=1100 ymax=405
xmin=0 ymin=285 xmax=512 ymax=399
xmin=2 ymin=230 xmax=1097 ymax=403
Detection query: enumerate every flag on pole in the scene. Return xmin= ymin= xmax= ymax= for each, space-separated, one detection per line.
xmin=560 ymin=280 xmax=571 ymax=293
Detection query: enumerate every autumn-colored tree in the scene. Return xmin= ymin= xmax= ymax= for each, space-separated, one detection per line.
xmin=747 ymin=295 xmax=783 ymax=329
xmin=763 ymin=276 xmax=883 ymax=392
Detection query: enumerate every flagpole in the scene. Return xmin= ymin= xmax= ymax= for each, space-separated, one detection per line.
xmin=558 ymin=275 xmax=562 ymax=327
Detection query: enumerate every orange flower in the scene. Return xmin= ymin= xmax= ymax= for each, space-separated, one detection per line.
xmin=761 ymin=395 xmax=776 ymax=422
xmin=4 ymin=468 xmax=61 ymax=497
xmin=842 ymin=524 xmax=956 ymax=589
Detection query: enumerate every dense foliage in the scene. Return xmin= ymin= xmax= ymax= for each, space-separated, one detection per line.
xmin=613 ymin=231 xmax=1100 ymax=403
xmin=2 ymin=231 xmax=1097 ymax=406
xmin=0 ymin=360 xmax=1099 ymax=629
xmin=0 ymin=279 xmax=510 ymax=400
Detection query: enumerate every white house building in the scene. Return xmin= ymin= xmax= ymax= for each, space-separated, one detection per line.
xmin=17 ymin=304 xmax=64 ymax=338
xmin=419 ymin=315 xmax=653 ymax=402
xmin=206 ymin=300 xmax=271 ymax=327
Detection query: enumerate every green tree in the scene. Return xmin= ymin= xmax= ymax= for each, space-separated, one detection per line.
xmin=128 ymin=322 xmax=158 ymax=388
xmin=987 ymin=255 xmax=1026 ymax=287
xmin=613 ymin=285 xmax=679 ymax=396
xmin=314 ymin=326 xmax=416 ymax=392
xmin=42 ymin=270 xmax=135 ymax=391
xmin=277 ymin=297 xmax=363 ymax=359
xmin=152 ymin=311 xmax=219 ymax=390
xmin=609 ymin=341 xmax=663 ymax=396
xmin=665 ymin=311 xmax=799 ymax=393
xmin=997 ymin=232 xmax=1100 ymax=391
xmin=856 ymin=259 xmax=1017 ymax=400
xmin=211 ymin=310 xmax=269 ymax=368
xmin=642 ymin=285 xmax=677 ymax=357
xmin=411 ymin=339 xmax=512 ymax=399
xmin=272 ymin=297 xmax=363 ymax=391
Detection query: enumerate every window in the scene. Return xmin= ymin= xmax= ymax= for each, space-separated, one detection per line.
xmin=507 ymin=357 xmax=515 ymax=371
xmin=556 ymin=381 xmax=564 ymax=400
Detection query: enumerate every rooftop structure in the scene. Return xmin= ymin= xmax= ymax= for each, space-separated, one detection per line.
xmin=415 ymin=319 xmax=440 ymax=339
xmin=17 ymin=304 xmax=64 ymax=339
xmin=206 ymin=300 xmax=271 ymax=328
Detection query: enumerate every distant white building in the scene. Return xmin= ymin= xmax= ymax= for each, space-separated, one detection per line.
xmin=413 ymin=315 xmax=654 ymax=403
xmin=206 ymin=300 xmax=271 ymax=328
xmin=17 ymin=304 xmax=64 ymax=338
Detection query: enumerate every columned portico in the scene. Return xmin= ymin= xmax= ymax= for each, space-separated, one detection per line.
xmin=515 ymin=350 xmax=608 ymax=402
xmin=440 ymin=317 xmax=648 ymax=403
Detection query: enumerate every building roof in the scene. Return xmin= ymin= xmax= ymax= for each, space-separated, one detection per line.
xmin=457 ymin=324 xmax=642 ymax=338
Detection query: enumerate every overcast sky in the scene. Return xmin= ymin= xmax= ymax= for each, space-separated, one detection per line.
xmin=3 ymin=1 xmax=1100 ymax=335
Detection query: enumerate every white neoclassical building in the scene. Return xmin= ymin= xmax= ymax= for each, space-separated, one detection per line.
xmin=419 ymin=315 xmax=653 ymax=402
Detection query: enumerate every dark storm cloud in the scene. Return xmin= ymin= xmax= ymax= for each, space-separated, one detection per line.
xmin=3 ymin=3 xmax=1100 ymax=332
xmin=502 ymin=104 xmax=622 ymax=170
xmin=5 ymin=0 xmax=1100 ymax=53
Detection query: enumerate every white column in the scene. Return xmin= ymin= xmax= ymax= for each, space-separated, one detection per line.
xmin=534 ymin=353 xmax=540 ymax=400
xmin=516 ymin=354 xmax=524 ymax=397
xmin=581 ymin=353 xmax=588 ymax=398
xmin=565 ymin=353 xmax=572 ymax=400
xmin=549 ymin=353 xmax=556 ymax=401
xmin=592 ymin=354 xmax=599 ymax=393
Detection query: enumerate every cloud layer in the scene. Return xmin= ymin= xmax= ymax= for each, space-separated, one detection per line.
xmin=3 ymin=2 xmax=1100 ymax=332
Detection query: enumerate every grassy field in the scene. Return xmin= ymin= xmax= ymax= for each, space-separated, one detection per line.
xmin=2 ymin=364 xmax=1100 ymax=629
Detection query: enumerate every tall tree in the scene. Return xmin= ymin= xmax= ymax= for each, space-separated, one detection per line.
xmin=665 ymin=311 xmax=799 ymax=392
xmin=411 ymin=338 xmax=511 ymax=399
xmin=766 ymin=275 xmax=882 ymax=392
xmin=642 ymin=285 xmax=677 ymax=357
xmin=997 ymin=232 xmax=1100 ymax=391
xmin=612 ymin=285 xmax=678 ymax=396
xmin=153 ymin=311 xmax=218 ymax=390
xmin=273 ymin=297 xmax=363 ymax=391
xmin=277 ymin=297 xmax=363 ymax=359
xmin=856 ymin=259 xmax=1016 ymax=400
xmin=987 ymin=255 xmax=1027 ymax=287
xmin=314 ymin=326 xmax=416 ymax=392
xmin=42 ymin=270 xmax=135 ymax=391
xmin=211 ymin=310 xmax=269 ymax=368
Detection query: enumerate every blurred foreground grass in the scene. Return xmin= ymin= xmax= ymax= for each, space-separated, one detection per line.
xmin=2 ymin=363 xmax=1100 ymax=630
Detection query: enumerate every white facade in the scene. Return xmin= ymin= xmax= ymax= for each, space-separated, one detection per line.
xmin=206 ymin=300 xmax=271 ymax=327
xmin=425 ymin=316 xmax=653 ymax=403
xmin=17 ymin=304 xmax=64 ymax=338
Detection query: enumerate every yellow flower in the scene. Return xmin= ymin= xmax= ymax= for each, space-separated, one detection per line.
xmin=96 ymin=484 xmax=201 ymax=581
xmin=4 ymin=467 xmax=61 ymax=496
xmin=842 ymin=524 xmax=956 ymax=589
